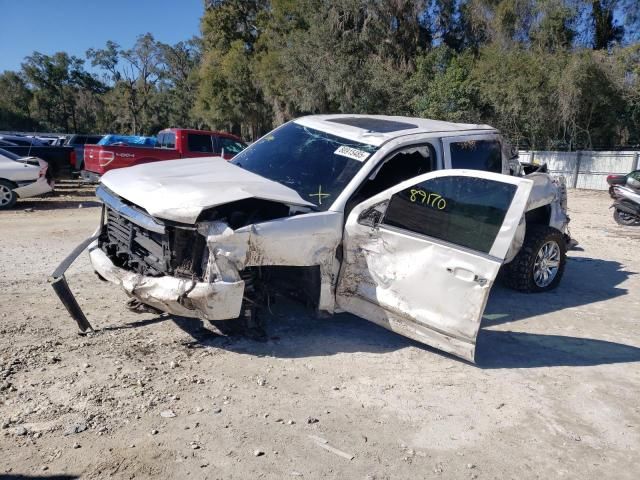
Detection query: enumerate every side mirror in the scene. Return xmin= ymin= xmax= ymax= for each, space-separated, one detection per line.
xmin=357 ymin=201 xmax=389 ymax=228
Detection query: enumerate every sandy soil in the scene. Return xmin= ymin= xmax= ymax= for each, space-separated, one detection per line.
xmin=0 ymin=187 xmax=639 ymax=479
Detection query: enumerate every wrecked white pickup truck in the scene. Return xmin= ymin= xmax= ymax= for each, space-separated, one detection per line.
xmin=52 ymin=115 xmax=570 ymax=362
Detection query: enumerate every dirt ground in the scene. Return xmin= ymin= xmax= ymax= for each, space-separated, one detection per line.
xmin=0 ymin=184 xmax=639 ymax=479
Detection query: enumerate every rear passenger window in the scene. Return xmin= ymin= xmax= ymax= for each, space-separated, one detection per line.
xmin=382 ymin=176 xmax=516 ymax=254
xmin=188 ymin=134 xmax=213 ymax=153
xmin=450 ymin=140 xmax=502 ymax=173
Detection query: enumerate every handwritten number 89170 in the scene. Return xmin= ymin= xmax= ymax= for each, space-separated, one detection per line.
xmin=409 ymin=189 xmax=447 ymax=210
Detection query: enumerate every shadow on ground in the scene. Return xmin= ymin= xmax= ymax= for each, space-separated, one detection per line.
xmin=99 ymin=254 xmax=639 ymax=369
xmin=15 ymin=199 xmax=101 ymax=211
xmin=106 ymin=298 xmax=640 ymax=370
xmin=475 ymin=330 xmax=640 ymax=368
xmin=484 ymin=256 xmax=634 ymax=327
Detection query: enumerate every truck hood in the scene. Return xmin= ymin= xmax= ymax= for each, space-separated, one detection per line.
xmin=100 ymin=156 xmax=315 ymax=224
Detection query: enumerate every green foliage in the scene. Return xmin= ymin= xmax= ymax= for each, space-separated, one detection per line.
xmin=1 ymin=0 xmax=639 ymax=149
xmin=0 ymin=71 xmax=37 ymax=131
xmin=409 ymin=47 xmax=481 ymax=123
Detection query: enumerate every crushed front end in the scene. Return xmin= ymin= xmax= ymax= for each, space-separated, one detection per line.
xmin=89 ymin=185 xmax=245 ymax=321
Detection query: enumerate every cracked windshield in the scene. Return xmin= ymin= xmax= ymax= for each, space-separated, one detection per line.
xmin=230 ymin=122 xmax=379 ymax=210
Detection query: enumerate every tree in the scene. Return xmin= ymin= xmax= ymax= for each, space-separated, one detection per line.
xmin=88 ymin=34 xmax=165 ymax=134
xmin=0 ymin=71 xmax=37 ymax=131
xmin=530 ymin=0 xmax=576 ymax=52
xmin=557 ymin=50 xmax=625 ymax=147
xmin=157 ymin=38 xmax=202 ymax=128
xmin=591 ymin=0 xmax=624 ymax=49
xmin=21 ymin=52 xmax=104 ymax=132
xmin=409 ymin=46 xmax=482 ymax=122
xmin=197 ymin=0 xmax=270 ymax=138
xmin=471 ymin=46 xmax=565 ymax=148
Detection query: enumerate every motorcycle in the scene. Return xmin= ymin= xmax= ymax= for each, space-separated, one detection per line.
xmin=606 ymin=173 xmax=629 ymax=198
xmin=611 ymin=184 xmax=640 ymax=226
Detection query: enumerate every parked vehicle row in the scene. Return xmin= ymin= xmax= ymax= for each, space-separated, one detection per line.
xmin=81 ymin=128 xmax=246 ymax=182
xmin=0 ymin=127 xmax=247 ymax=209
xmin=0 ymin=134 xmax=76 ymax=179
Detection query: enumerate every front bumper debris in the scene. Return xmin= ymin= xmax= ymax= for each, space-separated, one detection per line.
xmin=49 ymin=234 xmax=100 ymax=332
xmin=50 ymin=235 xmax=245 ymax=330
xmin=88 ymin=245 xmax=245 ymax=321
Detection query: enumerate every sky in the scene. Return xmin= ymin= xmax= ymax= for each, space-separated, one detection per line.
xmin=0 ymin=0 xmax=203 ymax=73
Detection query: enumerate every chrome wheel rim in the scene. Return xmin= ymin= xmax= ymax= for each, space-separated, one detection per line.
xmin=0 ymin=185 xmax=12 ymax=207
xmin=533 ymin=240 xmax=560 ymax=288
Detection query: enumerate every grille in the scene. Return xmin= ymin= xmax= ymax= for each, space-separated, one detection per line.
xmin=102 ymin=207 xmax=168 ymax=276
xmin=100 ymin=206 xmax=206 ymax=279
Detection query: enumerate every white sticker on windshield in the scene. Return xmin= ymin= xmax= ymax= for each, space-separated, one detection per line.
xmin=334 ymin=145 xmax=371 ymax=162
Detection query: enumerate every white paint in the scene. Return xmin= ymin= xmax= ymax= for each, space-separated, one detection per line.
xmin=198 ymin=211 xmax=344 ymax=312
xmin=14 ymin=176 xmax=53 ymax=198
xmin=335 ymin=170 xmax=532 ymax=362
xmin=89 ymin=244 xmax=244 ymax=321
xmin=100 ymin=156 xmax=314 ymax=224
xmin=295 ymin=115 xmax=496 ymax=147
xmin=0 ymin=154 xmax=53 ymax=198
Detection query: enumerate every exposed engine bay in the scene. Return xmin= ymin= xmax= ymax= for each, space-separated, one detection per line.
xmin=93 ymin=185 xmax=331 ymax=329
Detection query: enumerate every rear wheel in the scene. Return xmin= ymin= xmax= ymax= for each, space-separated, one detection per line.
xmin=0 ymin=180 xmax=17 ymax=210
xmin=503 ymin=225 xmax=567 ymax=293
xmin=613 ymin=208 xmax=640 ymax=226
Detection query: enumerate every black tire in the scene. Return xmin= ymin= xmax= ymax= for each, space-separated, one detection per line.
xmin=613 ymin=208 xmax=640 ymax=226
xmin=503 ymin=225 xmax=567 ymax=293
xmin=0 ymin=179 xmax=17 ymax=210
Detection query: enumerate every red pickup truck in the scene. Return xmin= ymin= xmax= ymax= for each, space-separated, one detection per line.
xmin=81 ymin=128 xmax=246 ymax=182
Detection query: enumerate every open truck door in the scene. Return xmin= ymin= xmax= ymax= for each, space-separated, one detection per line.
xmin=336 ymin=170 xmax=533 ymax=362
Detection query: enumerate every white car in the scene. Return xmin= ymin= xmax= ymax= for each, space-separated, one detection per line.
xmin=0 ymin=148 xmax=54 ymax=209
xmin=53 ymin=115 xmax=570 ymax=362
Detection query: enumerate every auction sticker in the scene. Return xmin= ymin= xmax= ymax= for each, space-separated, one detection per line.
xmin=334 ymin=146 xmax=371 ymax=162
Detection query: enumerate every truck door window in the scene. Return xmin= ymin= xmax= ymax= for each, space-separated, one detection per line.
xmin=187 ymin=133 xmax=214 ymax=153
xmin=450 ymin=139 xmax=502 ymax=173
xmin=382 ymin=176 xmax=516 ymax=254
xmin=347 ymin=144 xmax=435 ymax=214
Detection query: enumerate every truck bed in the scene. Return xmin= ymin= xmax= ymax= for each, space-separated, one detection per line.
xmin=83 ymin=144 xmax=182 ymax=177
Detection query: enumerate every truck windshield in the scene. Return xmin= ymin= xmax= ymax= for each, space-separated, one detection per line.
xmin=230 ymin=122 xmax=378 ymax=210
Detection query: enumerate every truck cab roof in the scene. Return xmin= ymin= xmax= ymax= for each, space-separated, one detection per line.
xmin=294 ymin=114 xmax=497 ymax=146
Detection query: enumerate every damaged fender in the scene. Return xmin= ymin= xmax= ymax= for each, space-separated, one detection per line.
xmin=197 ymin=211 xmax=344 ymax=313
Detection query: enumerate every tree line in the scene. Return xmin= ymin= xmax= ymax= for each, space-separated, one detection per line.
xmin=1 ymin=0 xmax=639 ymax=150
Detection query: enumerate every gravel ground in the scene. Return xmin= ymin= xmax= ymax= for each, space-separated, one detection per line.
xmin=0 ymin=187 xmax=639 ymax=479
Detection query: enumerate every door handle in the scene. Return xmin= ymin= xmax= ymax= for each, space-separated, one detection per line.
xmin=446 ymin=267 xmax=488 ymax=286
